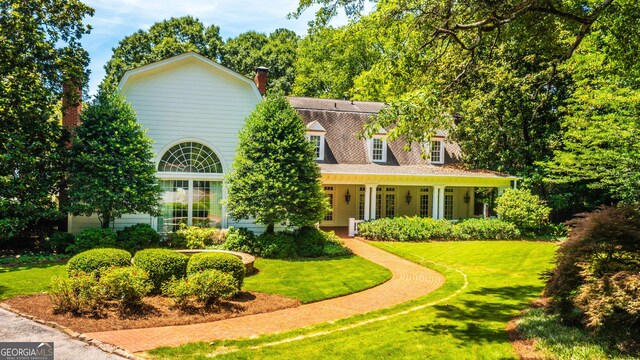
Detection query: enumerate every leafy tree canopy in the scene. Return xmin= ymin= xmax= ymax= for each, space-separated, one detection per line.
xmin=226 ymin=94 xmax=329 ymax=233
xmin=0 ymin=0 xmax=93 ymax=240
xmin=101 ymin=16 xmax=223 ymax=91
xmin=68 ymin=91 xmax=162 ymax=228
xmin=221 ymin=29 xmax=300 ymax=94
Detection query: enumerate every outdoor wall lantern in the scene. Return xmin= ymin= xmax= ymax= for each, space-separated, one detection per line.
xmin=464 ymin=191 xmax=471 ymax=203
xmin=345 ymin=189 xmax=351 ymax=204
xmin=405 ymin=190 xmax=412 ymax=204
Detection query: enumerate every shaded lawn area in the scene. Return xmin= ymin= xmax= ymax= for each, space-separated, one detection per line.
xmin=0 ymin=255 xmax=391 ymax=305
xmin=244 ymin=256 xmax=392 ymax=303
xmin=0 ymin=263 xmax=67 ymax=301
xmin=148 ymin=241 xmax=557 ymax=359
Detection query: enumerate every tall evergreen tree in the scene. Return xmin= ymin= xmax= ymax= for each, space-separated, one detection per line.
xmin=68 ymin=91 xmax=162 ymax=228
xmin=0 ymin=0 xmax=93 ymax=241
xmin=226 ymin=94 xmax=329 ymax=233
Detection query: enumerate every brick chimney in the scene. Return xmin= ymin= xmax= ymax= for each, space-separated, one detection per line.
xmin=62 ymin=83 xmax=82 ymax=131
xmin=254 ymin=66 xmax=269 ymax=96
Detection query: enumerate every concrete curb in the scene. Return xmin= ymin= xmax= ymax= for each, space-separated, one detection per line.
xmin=0 ymin=302 xmax=141 ymax=360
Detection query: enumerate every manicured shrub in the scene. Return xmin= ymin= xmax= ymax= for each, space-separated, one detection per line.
xmin=495 ymin=188 xmax=551 ymax=233
xmin=99 ymin=266 xmax=153 ymax=307
xmin=357 ymin=217 xmax=457 ymax=241
xmin=46 ymin=232 xmax=75 ymax=253
xmin=257 ymin=231 xmax=297 ymax=258
xmin=169 ymin=225 xmax=226 ymax=249
xmin=66 ymin=228 xmax=117 ymax=254
xmin=66 ymin=248 xmax=132 ymax=275
xmin=222 ymin=227 xmax=256 ymax=254
xmin=116 ymin=223 xmax=160 ymax=253
xmin=294 ymin=227 xmax=351 ymax=257
xmin=49 ymin=271 xmax=103 ymax=314
xmin=456 ymin=218 xmax=521 ymax=240
xmin=163 ymin=269 xmax=238 ymax=308
xmin=133 ymin=249 xmax=188 ymax=293
xmin=187 ymin=252 xmax=245 ymax=288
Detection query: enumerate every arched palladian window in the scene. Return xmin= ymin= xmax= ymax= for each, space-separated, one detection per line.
xmin=158 ymin=142 xmax=223 ymax=173
xmin=156 ymin=142 xmax=223 ymax=233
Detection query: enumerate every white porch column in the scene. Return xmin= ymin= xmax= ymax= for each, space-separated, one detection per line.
xmin=432 ymin=185 xmax=445 ymax=219
xmin=369 ymin=185 xmax=378 ymax=219
xmin=364 ymin=185 xmax=371 ymax=220
xmin=497 ymin=186 xmax=509 ymax=196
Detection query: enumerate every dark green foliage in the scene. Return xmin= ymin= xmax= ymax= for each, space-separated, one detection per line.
xmin=46 ymin=232 xmax=75 ymax=253
xmin=66 ymin=228 xmax=117 ymax=254
xmin=99 ymin=266 xmax=152 ymax=308
xmin=116 ymin=224 xmax=160 ymax=253
xmin=0 ymin=253 xmax=69 ymax=266
xmin=169 ymin=226 xmax=226 ymax=249
xmin=256 ymin=232 xmax=298 ymax=259
xmin=186 ymin=252 xmax=245 ymax=288
xmin=133 ymin=249 xmax=188 ymax=293
xmin=544 ymin=206 xmax=640 ymax=350
xmin=221 ymin=29 xmax=299 ymax=94
xmin=226 ymin=94 xmax=329 ymax=232
xmin=222 ymin=227 xmax=256 ymax=254
xmin=294 ymin=226 xmax=351 ymax=257
xmin=68 ymin=90 xmax=162 ymax=228
xmin=455 ymin=219 xmax=521 ymax=240
xmin=66 ymin=248 xmax=132 ymax=275
xmin=358 ymin=217 xmax=521 ymax=241
xmin=0 ymin=0 xmax=92 ymax=241
xmin=102 ymin=16 xmax=223 ymax=91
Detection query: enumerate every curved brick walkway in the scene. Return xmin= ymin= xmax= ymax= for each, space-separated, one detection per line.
xmin=86 ymin=237 xmax=445 ymax=352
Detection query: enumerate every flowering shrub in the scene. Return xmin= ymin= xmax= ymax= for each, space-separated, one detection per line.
xmin=169 ymin=225 xmax=226 ymax=249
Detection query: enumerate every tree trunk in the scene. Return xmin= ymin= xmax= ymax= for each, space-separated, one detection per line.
xmin=266 ymin=223 xmax=275 ymax=234
xmin=100 ymin=211 xmax=111 ymax=229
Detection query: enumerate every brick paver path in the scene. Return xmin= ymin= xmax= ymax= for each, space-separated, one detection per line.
xmin=86 ymin=236 xmax=445 ymax=352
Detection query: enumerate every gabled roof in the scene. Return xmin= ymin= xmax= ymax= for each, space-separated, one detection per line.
xmin=288 ymin=97 xmax=385 ymax=114
xmin=306 ymin=120 xmax=326 ymax=132
xmin=118 ymin=52 xmax=262 ymax=99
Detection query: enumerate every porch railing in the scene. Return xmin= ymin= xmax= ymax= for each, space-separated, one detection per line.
xmin=348 ymin=218 xmax=365 ymax=237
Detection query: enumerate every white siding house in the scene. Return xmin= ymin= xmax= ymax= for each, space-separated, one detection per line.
xmin=69 ymin=52 xmax=265 ymax=233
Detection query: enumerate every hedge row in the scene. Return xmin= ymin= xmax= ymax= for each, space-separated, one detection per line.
xmin=357 ymin=217 xmax=521 ymax=241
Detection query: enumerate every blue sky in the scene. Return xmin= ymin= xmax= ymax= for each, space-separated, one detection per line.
xmin=81 ymin=0 xmax=352 ymax=95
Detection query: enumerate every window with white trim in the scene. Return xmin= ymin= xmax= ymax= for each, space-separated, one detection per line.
xmin=306 ymin=134 xmax=325 ymax=160
xmin=419 ymin=187 xmax=429 ymax=217
xmin=369 ymin=137 xmax=387 ymax=162
xmin=430 ymin=140 xmax=444 ymax=164
xmin=324 ymin=186 xmax=334 ymax=221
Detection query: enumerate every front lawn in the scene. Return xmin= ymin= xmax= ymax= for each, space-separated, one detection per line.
xmin=0 ymin=255 xmax=390 ymax=304
xmin=0 ymin=263 xmax=67 ymax=300
xmin=148 ymin=241 xmax=557 ymax=359
xmin=244 ymin=256 xmax=391 ymax=303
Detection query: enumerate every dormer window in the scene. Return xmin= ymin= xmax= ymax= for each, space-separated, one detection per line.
xmin=430 ymin=140 xmax=444 ymax=164
xmin=306 ymin=121 xmax=326 ymax=161
xmin=368 ymin=127 xmax=388 ymax=163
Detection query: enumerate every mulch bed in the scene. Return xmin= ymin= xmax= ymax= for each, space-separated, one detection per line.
xmin=4 ymin=292 xmax=300 ymax=333
xmin=506 ymin=298 xmax=550 ymax=360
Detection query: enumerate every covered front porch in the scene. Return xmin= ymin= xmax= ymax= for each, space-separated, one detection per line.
xmin=318 ymin=173 xmax=517 ymax=228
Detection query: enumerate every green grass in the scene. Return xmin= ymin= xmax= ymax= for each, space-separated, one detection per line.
xmin=517 ymin=307 xmax=635 ymax=359
xmin=0 ymin=263 xmax=67 ymax=300
xmin=147 ymin=241 xmax=557 ymax=359
xmin=244 ymin=256 xmax=392 ymax=303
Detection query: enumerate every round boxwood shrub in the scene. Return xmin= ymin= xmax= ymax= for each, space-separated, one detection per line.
xmin=66 ymin=228 xmax=117 ymax=254
xmin=187 ymin=252 xmax=245 ymax=288
xmin=66 ymin=248 xmax=132 ymax=275
xmin=133 ymin=249 xmax=188 ymax=293
xmin=495 ymin=188 xmax=551 ymax=233
xmin=117 ymin=223 xmax=160 ymax=253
